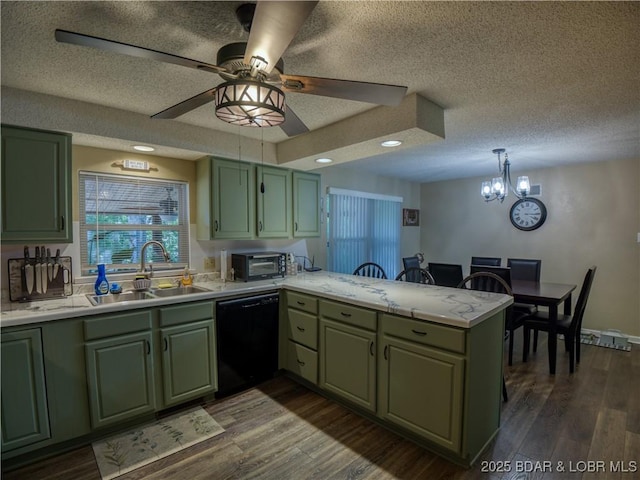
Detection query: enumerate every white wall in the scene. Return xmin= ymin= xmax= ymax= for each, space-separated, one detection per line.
xmin=420 ymin=158 xmax=640 ymax=337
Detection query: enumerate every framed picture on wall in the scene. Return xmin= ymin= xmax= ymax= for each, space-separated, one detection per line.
xmin=403 ymin=208 xmax=420 ymax=226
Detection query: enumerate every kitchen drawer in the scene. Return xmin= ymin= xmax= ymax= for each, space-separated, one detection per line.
xmin=319 ymin=299 xmax=377 ymax=331
xmin=159 ymin=301 xmax=214 ymax=327
xmin=84 ymin=310 xmax=152 ymax=341
xmin=287 ymin=340 xmax=318 ymax=384
xmin=380 ymin=313 xmax=466 ymax=354
xmin=288 ymin=308 xmax=318 ymax=350
xmin=286 ymin=291 xmax=318 ymax=315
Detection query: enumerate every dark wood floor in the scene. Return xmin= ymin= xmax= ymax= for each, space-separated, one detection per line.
xmin=4 ymin=333 xmax=639 ymax=480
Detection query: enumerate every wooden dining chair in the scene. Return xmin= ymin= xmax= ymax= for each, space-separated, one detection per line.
xmin=471 ymin=256 xmax=501 ymax=266
xmin=427 ymin=262 xmax=463 ymax=288
xmin=402 ymin=256 xmax=421 ymax=271
xmin=507 ymin=258 xmax=542 ymax=315
xmin=465 ymin=266 xmax=526 ymax=367
xmin=395 ymin=267 xmax=435 ymax=285
xmin=522 ymin=266 xmax=597 ymax=373
xmin=457 ymin=271 xmax=515 ymax=402
xmin=352 ymin=262 xmax=387 ymax=279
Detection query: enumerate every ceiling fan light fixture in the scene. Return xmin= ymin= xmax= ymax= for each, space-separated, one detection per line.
xmin=215 ymin=80 xmax=285 ymax=127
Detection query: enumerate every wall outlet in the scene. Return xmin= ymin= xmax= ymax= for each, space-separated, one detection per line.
xmin=204 ymin=257 xmax=216 ymax=272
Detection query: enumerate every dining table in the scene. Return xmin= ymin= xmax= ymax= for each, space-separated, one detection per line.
xmin=510 ymin=280 xmax=577 ymax=374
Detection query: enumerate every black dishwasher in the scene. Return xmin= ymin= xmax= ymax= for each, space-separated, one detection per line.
xmin=215 ymin=292 xmax=279 ymax=397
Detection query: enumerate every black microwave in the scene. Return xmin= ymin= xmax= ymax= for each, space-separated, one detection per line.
xmin=231 ymin=252 xmax=286 ymax=282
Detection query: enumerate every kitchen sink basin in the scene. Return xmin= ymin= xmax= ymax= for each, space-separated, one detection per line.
xmin=86 ymin=291 xmax=154 ymax=306
xmin=150 ymin=285 xmax=209 ymax=297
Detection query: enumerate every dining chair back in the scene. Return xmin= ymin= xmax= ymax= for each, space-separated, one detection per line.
xmin=507 ymin=258 xmax=541 ymax=282
xmin=402 ymin=256 xmax=421 ymax=271
xmin=352 ymin=262 xmax=387 ymax=279
xmin=395 ymin=267 xmax=435 ymax=285
xmin=427 ymin=262 xmax=463 ymax=288
xmin=522 ymin=266 xmax=597 ymax=373
xmin=471 ymin=256 xmax=501 ymax=266
xmin=457 ymin=271 xmax=514 ymax=402
xmin=467 ymin=265 xmax=526 ymax=367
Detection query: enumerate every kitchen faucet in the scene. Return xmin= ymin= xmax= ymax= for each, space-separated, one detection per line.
xmin=139 ymin=241 xmax=170 ymax=276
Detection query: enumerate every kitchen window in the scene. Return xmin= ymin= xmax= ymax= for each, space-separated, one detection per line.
xmin=79 ymin=171 xmax=189 ymax=276
xmin=326 ymin=188 xmax=402 ymax=278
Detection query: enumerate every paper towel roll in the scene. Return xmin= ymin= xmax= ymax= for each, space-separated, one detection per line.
xmin=220 ymin=249 xmax=227 ymax=281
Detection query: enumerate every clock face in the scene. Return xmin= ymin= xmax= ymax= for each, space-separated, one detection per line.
xmin=509 ymin=198 xmax=547 ymax=231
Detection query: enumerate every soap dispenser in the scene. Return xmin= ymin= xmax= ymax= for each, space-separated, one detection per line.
xmin=181 ymin=266 xmax=193 ymax=286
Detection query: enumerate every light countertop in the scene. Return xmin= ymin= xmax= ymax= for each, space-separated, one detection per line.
xmin=1 ymin=271 xmax=512 ymax=329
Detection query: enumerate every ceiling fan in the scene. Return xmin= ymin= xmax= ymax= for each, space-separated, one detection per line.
xmin=54 ymin=1 xmax=408 ymax=137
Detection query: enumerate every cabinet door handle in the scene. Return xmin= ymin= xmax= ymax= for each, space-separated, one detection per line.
xmin=60 ymin=215 xmax=65 ymax=231
xmin=214 ymin=220 xmax=219 ymax=232
xmin=146 ymin=340 xmax=151 ymax=355
xmin=340 ymin=312 xmax=352 ymax=318
xmin=259 ymin=221 xmax=263 ymax=232
xmin=412 ymin=329 xmax=427 ymax=336
xmin=296 ymin=326 xmax=305 ymax=332
xmin=295 ymin=222 xmax=298 ymax=231
xmin=164 ymin=337 xmax=168 ymax=351
xmin=370 ymin=341 xmax=374 ymax=356
xmin=383 ymin=345 xmax=388 ymax=360
xmin=297 ymin=359 xmax=306 ymax=367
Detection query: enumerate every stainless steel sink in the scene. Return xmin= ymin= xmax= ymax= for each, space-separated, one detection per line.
xmin=86 ymin=291 xmax=154 ymax=306
xmin=150 ymin=285 xmax=209 ymax=297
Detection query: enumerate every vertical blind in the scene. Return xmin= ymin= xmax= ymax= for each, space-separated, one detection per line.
xmin=327 ymin=188 xmax=402 ymax=278
xmin=79 ymin=171 xmax=189 ymax=275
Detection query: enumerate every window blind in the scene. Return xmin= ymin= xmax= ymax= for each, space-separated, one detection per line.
xmin=327 ymin=188 xmax=402 ymax=278
xmin=79 ymin=171 xmax=189 ymax=275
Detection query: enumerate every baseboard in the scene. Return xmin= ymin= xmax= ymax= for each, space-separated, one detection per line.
xmin=581 ymin=328 xmax=640 ymax=345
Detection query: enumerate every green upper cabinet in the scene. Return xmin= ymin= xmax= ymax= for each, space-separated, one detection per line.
xmin=256 ymin=165 xmax=292 ymax=238
xmin=1 ymin=125 xmax=72 ymax=243
xmin=1 ymin=328 xmax=51 ymax=452
xmin=292 ymin=171 xmax=321 ymax=237
xmin=197 ymin=157 xmax=255 ymax=240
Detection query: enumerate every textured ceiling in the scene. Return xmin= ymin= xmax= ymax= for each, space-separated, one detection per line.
xmin=1 ymin=1 xmax=638 ymax=183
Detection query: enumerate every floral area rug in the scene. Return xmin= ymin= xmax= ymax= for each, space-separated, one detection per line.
xmin=92 ymin=406 xmax=224 ymax=479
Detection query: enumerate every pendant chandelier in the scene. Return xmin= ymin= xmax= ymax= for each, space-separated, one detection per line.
xmin=481 ymin=148 xmax=531 ymax=202
xmin=215 ymin=79 xmax=286 ymax=128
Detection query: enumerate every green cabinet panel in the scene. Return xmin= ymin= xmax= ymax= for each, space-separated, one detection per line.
xmin=1 ymin=329 xmax=51 ymax=451
xmin=319 ymin=318 xmax=376 ymax=412
xmin=379 ymin=334 xmax=464 ymax=453
xmin=292 ymin=171 xmax=321 ymax=237
xmin=256 ymin=165 xmax=292 ymax=238
xmin=160 ymin=319 xmax=217 ymax=407
xmin=85 ymin=331 xmax=156 ymax=429
xmin=286 ymin=340 xmax=318 ymax=384
xmin=1 ymin=125 xmax=72 ymax=243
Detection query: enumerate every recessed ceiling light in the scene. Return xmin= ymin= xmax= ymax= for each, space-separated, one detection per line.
xmin=315 ymin=158 xmax=333 ymax=164
xmin=133 ymin=145 xmax=155 ymax=152
xmin=381 ymin=140 xmax=402 ymax=147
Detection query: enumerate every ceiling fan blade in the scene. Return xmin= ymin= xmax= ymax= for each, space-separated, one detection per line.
xmin=244 ymin=1 xmax=318 ymax=74
xmin=55 ymin=29 xmax=228 ymax=75
xmin=279 ymin=74 xmax=407 ymax=106
xmin=280 ymin=105 xmax=309 ymax=137
xmin=151 ymin=88 xmax=217 ymax=119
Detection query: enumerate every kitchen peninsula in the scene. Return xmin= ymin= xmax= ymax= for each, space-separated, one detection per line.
xmin=1 ymin=272 xmax=512 ymax=468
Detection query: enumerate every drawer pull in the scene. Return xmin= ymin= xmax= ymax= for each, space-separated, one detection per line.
xmin=296 ymin=301 xmax=306 ymax=305
xmin=340 ymin=312 xmax=352 ymax=318
xmin=296 ymin=326 xmax=305 ymax=332
xmin=297 ymin=359 xmax=306 ymax=367
xmin=370 ymin=341 xmax=374 ymax=356
xmin=412 ymin=329 xmax=427 ymax=336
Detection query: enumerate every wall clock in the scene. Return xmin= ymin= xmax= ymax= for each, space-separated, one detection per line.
xmin=509 ymin=198 xmax=547 ymax=231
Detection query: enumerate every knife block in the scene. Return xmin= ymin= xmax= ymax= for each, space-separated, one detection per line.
xmin=7 ymin=257 xmax=73 ymax=302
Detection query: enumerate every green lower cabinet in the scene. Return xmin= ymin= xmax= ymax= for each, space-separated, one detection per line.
xmin=85 ymin=331 xmax=156 ymax=429
xmin=379 ymin=334 xmax=464 ymax=454
xmin=161 ymin=320 xmax=217 ymax=407
xmin=319 ymin=318 xmax=377 ymax=412
xmin=1 ymin=329 xmax=51 ymax=451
